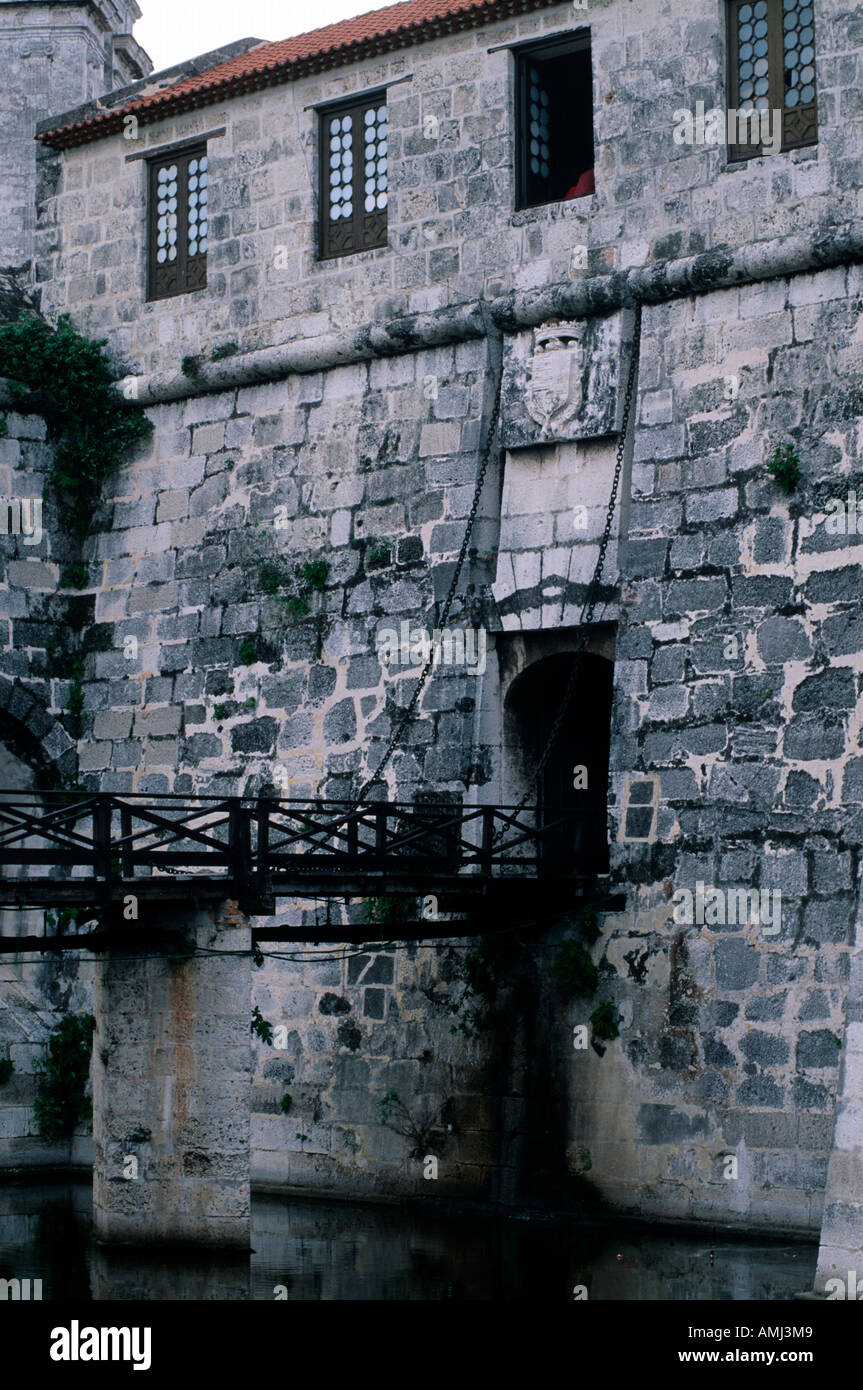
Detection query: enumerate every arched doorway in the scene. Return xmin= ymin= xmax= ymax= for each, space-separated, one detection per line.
xmin=505 ymin=650 xmax=613 ymax=874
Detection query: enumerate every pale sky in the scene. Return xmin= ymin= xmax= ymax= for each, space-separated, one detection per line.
xmin=136 ymin=0 xmax=407 ymax=73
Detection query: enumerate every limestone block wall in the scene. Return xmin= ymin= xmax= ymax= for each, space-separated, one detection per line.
xmin=250 ymin=943 xmax=499 ymax=1200
xmin=71 ymin=345 xmax=498 ymax=801
xmin=33 ymin=0 xmax=862 ymax=376
xmin=0 ymin=349 xmax=519 ymax=1197
xmin=567 ymin=263 xmax=863 ymax=1234
xmin=4 ymin=251 xmax=863 ymax=1223
xmin=2 ymin=0 xmax=863 ymax=1221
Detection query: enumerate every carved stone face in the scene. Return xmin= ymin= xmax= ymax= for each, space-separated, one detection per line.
xmin=524 ymin=326 xmax=584 ymax=432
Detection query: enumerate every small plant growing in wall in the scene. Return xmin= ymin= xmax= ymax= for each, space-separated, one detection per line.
xmin=237 ymin=636 xmax=258 ymax=666
xmin=252 ymin=549 xmax=331 ymax=661
xmin=379 ymin=1091 xmax=455 ymax=1161
xmin=259 ymin=559 xmax=289 ymax=597
xmin=181 ymin=354 xmax=202 ymax=379
xmin=279 ymin=1093 xmax=292 ymax=1115
xmin=551 ymin=940 xmax=598 ymax=1002
xmin=210 ymin=341 xmax=239 ymax=361
xmin=282 ymin=594 xmax=311 ymax=620
xmin=279 ymin=559 xmax=330 ymax=621
xmin=59 ymin=563 xmax=90 ymax=591
xmin=589 ymin=1001 xmax=619 ymax=1043
xmin=302 ymin=558 xmax=329 ymax=592
xmin=366 ymin=540 xmax=391 ymax=571
xmin=251 ymin=1006 xmax=274 ymax=1045
xmin=33 ymin=1013 xmax=96 ymax=1142
xmin=0 ymin=311 xmax=153 ymax=722
xmin=364 ymin=895 xmax=411 ymax=927
xmin=46 ymin=906 xmax=95 ymax=934
xmin=441 ymin=931 xmax=532 ymax=1040
xmin=766 ymin=441 xmax=802 ymax=495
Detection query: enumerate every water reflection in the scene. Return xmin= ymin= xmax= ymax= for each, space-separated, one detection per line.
xmin=0 ymin=1178 xmax=817 ymax=1301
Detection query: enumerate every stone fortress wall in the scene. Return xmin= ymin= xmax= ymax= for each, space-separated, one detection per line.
xmin=0 ymin=0 xmax=862 ymax=1260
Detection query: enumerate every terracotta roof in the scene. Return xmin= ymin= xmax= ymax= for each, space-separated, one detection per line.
xmin=38 ymin=0 xmax=561 ymax=150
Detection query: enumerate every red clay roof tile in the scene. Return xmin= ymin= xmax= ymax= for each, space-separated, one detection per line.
xmin=38 ymin=0 xmax=559 ymax=148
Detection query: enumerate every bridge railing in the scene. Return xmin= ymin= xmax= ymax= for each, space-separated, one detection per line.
xmin=0 ymin=792 xmax=599 ymax=890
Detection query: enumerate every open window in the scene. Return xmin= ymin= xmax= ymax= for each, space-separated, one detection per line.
xmin=515 ymin=31 xmax=595 ymax=211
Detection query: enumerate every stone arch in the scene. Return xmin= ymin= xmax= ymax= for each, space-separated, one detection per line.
xmin=0 ymin=676 xmax=77 ymax=789
xmin=500 ymin=627 xmax=615 ymax=874
xmin=0 ymin=678 xmax=77 ymax=961
xmin=0 ymin=698 xmax=89 ymax=1089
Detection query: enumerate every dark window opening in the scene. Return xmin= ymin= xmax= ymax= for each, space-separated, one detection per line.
xmin=147 ymin=145 xmax=208 ymax=301
xmin=727 ymin=0 xmax=817 ymax=159
xmin=319 ymin=95 xmax=388 ymax=261
xmin=516 ymin=34 xmax=595 ymax=211
xmin=506 ymin=651 xmax=613 ymax=875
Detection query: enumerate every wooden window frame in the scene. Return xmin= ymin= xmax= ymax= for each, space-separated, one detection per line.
xmin=318 ymin=93 xmax=388 ymax=261
xmin=147 ymin=143 xmax=208 ymax=302
xmin=514 ymin=29 xmax=594 ymax=213
xmin=727 ymin=0 xmax=818 ymax=161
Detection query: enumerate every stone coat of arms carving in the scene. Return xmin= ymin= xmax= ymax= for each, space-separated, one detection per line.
xmin=524 ymin=323 xmax=584 ymax=434
xmin=501 ymin=307 xmax=634 ymax=448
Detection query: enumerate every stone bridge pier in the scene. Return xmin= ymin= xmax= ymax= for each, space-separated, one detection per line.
xmin=92 ymin=901 xmax=251 ymax=1248
xmin=815 ymin=886 xmax=863 ymax=1293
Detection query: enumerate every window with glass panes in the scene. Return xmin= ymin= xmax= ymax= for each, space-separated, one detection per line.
xmin=727 ymin=0 xmax=817 ymax=158
xmin=147 ymin=146 xmax=209 ymax=300
xmin=319 ymin=96 xmax=388 ymax=259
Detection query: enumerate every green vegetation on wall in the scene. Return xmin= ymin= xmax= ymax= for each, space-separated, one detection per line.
xmin=0 ymin=313 xmax=152 ymax=542
xmin=251 ymin=1006 xmax=274 ymax=1045
xmin=33 ymin=1013 xmax=96 ymax=1142
xmin=767 ymin=441 xmax=802 ymax=495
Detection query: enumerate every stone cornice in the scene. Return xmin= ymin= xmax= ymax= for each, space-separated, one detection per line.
xmin=3 ymin=224 xmax=860 ymax=413
xmin=102 ymin=223 xmax=863 ymax=408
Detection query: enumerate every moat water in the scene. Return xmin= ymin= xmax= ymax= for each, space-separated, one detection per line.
xmin=0 ymin=1178 xmax=817 ymax=1300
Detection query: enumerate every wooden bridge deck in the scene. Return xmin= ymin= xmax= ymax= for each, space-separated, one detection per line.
xmin=0 ymin=793 xmax=603 ymax=946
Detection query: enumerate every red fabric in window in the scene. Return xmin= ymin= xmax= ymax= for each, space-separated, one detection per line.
xmin=564 ymin=168 xmax=595 ymax=199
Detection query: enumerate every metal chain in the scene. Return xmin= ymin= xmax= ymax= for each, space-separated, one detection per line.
xmin=494 ymin=300 xmax=643 ymax=834
xmin=357 ymin=300 xmax=641 ymax=813
xmin=358 ymin=316 xmax=505 ymax=799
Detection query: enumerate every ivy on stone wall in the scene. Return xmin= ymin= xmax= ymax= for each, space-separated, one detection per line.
xmin=0 ymin=308 xmax=153 ymax=747
xmin=33 ymin=1013 xmax=95 ymax=1142
xmin=0 ymin=312 xmax=152 ymax=542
